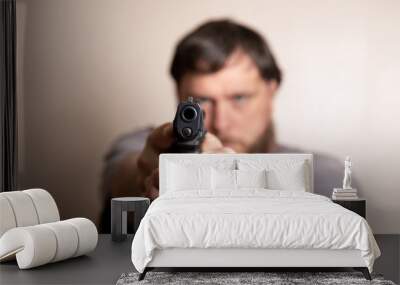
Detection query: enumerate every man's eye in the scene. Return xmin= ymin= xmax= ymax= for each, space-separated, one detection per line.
xmin=232 ymin=95 xmax=247 ymax=103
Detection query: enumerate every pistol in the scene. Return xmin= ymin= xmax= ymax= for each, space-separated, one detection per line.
xmin=169 ymin=97 xmax=206 ymax=153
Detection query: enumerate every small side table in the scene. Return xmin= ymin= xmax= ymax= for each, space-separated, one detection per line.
xmin=332 ymin=198 xmax=366 ymax=218
xmin=111 ymin=197 xmax=150 ymax=242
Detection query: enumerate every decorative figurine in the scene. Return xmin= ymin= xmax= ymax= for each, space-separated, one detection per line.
xmin=343 ymin=156 xmax=352 ymax=189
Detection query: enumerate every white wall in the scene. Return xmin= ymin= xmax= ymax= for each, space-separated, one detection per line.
xmin=17 ymin=0 xmax=400 ymax=233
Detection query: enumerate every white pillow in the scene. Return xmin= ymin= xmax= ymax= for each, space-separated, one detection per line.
xmin=238 ymin=159 xmax=308 ymax=191
xmin=266 ymin=165 xmax=306 ymax=191
xmin=167 ymin=162 xmax=212 ymax=191
xmin=212 ymin=169 xmax=236 ymax=190
xmin=236 ymin=169 xmax=267 ymax=189
xmin=166 ymin=158 xmax=236 ymax=170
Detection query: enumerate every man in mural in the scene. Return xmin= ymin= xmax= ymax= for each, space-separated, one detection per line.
xmin=99 ymin=19 xmax=344 ymax=232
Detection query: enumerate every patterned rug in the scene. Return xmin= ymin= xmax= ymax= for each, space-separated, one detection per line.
xmin=116 ymin=271 xmax=396 ymax=285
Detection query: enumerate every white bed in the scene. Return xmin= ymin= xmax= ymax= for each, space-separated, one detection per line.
xmin=131 ymin=154 xmax=380 ymax=280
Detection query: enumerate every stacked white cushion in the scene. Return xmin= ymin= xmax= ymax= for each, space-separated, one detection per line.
xmin=0 ymin=196 xmax=17 ymax=237
xmin=0 ymin=225 xmax=57 ymax=268
xmin=65 ymin=218 xmax=98 ymax=257
xmin=161 ymin=155 xmax=311 ymax=194
xmin=23 ymin=189 xmax=60 ymax=224
xmin=0 ymin=189 xmax=97 ymax=269
xmin=159 ymin=154 xmax=313 ymax=194
xmin=166 ymin=158 xmax=236 ymax=170
xmin=236 ymin=169 xmax=268 ymax=188
xmin=212 ymin=169 xmax=236 ymax=190
xmin=0 ymin=218 xmax=98 ymax=269
xmin=166 ymin=158 xmax=236 ymax=193
xmin=42 ymin=221 xmax=79 ymax=262
xmin=167 ymin=163 xmax=212 ymax=191
xmin=211 ymin=169 xmax=268 ymax=191
xmin=0 ymin=189 xmax=60 ymax=237
xmin=1 ymin=191 xmax=40 ymax=227
xmin=238 ymin=159 xmax=309 ymax=191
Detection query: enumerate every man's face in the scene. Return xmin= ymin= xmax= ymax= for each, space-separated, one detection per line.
xmin=177 ymin=50 xmax=278 ymax=153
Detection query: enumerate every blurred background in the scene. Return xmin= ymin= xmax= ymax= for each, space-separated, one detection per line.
xmin=15 ymin=0 xmax=400 ymax=233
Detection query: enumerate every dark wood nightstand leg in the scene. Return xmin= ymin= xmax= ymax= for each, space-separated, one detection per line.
xmin=354 ymin=267 xmax=371 ymax=280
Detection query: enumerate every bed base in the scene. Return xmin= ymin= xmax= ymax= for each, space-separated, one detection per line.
xmin=138 ymin=267 xmax=371 ymax=281
xmin=138 ymin=248 xmax=372 ymax=281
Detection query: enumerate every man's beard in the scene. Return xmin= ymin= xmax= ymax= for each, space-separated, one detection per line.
xmin=247 ymin=122 xmax=276 ymax=153
xmin=219 ymin=122 xmax=276 ymax=153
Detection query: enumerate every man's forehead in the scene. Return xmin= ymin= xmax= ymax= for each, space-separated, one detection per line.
xmin=179 ymin=51 xmax=262 ymax=97
xmin=224 ymin=49 xmax=254 ymax=70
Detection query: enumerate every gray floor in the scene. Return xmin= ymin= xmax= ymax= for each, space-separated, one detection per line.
xmin=374 ymin=234 xmax=400 ymax=284
xmin=0 ymin=234 xmax=399 ymax=285
xmin=0 ymin=235 xmax=135 ymax=285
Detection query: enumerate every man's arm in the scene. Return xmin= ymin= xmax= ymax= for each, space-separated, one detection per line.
xmin=99 ymin=123 xmax=232 ymax=232
xmin=104 ymin=151 xmax=142 ymax=197
xmin=100 ymin=128 xmax=151 ymax=198
xmin=98 ymin=128 xmax=151 ymax=233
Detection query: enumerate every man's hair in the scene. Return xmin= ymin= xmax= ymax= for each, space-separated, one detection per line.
xmin=170 ymin=19 xmax=282 ymax=86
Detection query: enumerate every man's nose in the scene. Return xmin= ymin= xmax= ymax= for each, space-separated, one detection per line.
xmin=212 ymin=101 xmax=230 ymax=134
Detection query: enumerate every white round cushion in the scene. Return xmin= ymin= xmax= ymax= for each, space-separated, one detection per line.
xmin=65 ymin=218 xmax=98 ymax=257
xmin=23 ymin=189 xmax=59 ymax=224
xmin=0 ymin=189 xmax=60 ymax=239
xmin=0 ymin=218 xmax=98 ymax=269
xmin=42 ymin=221 xmax=79 ymax=262
xmin=0 ymin=191 xmax=39 ymax=227
xmin=0 ymin=196 xmax=17 ymax=237
xmin=0 ymin=225 xmax=57 ymax=269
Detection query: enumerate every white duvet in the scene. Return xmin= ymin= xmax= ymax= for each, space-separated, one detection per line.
xmin=131 ymin=190 xmax=380 ymax=273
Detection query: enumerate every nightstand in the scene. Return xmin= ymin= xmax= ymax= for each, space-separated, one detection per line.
xmin=332 ymin=198 xmax=366 ymax=218
xmin=111 ymin=197 xmax=150 ymax=242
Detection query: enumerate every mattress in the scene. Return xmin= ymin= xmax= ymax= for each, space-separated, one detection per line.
xmin=131 ymin=190 xmax=380 ymax=273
